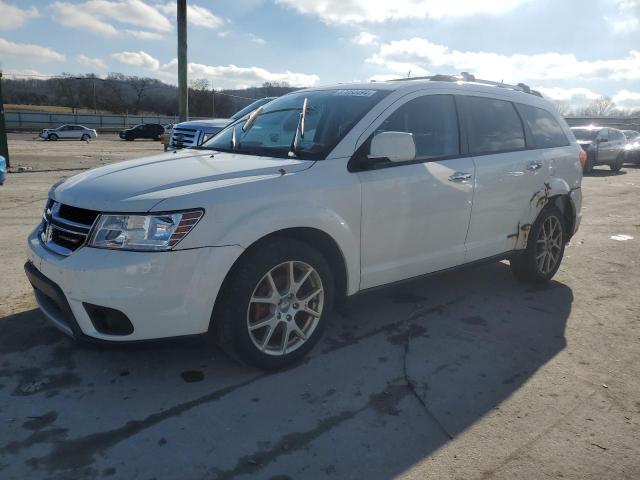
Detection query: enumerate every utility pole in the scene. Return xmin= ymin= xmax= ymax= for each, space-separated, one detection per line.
xmin=92 ymin=76 xmax=97 ymax=114
xmin=0 ymin=72 xmax=9 ymax=168
xmin=177 ymin=0 xmax=188 ymax=122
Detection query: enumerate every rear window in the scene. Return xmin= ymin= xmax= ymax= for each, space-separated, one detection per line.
xmin=464 ymin=96 xmax=525 ymax=154
xmin=517 ymin=104 xmax=569 ymax=149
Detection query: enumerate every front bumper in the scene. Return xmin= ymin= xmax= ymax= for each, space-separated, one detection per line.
xmin=26 ymin=229 xmax=243 ymax=342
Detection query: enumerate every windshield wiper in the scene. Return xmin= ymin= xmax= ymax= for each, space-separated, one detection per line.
xmin=230 ymin=125 xmax=237 ymax=150
xmin=242 ymin=107 xmax=263 ymax=133
xmin=288 ymin=98 xmax=308 ymax=158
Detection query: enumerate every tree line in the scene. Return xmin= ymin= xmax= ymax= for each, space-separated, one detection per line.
xmin=551 ymin=97 xmax=639 ymax=118
xmin=3 ymin=73 xmax=297 ymax=118
xmin=4 ymin=73 xmax=638 ymax=119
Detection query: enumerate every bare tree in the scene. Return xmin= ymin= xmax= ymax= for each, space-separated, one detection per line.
xmin=103 ymin=73 xmax=127 ymax=113
xmin=190 ymin=78 xmax=210 ymax=91
xmin=584 ymin=96 xmax=616 ymax=117
xmin=54 ymin=73 xmax=81 ymax=112
xmin=129 ymin=76 xmax=150 ymax=114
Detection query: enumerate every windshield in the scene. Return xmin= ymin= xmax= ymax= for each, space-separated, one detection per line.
xmin=230 ymin=98 xmax=275 ymax=120
xmin=571 ymin=128 xmax=600 ymax=141
xmin=623 ymin=130 xmax=640 ymax=141
xmin=202 ymin=89 xmax=389 ymax=160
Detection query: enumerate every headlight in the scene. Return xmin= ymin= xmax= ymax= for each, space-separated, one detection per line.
xmin=88 ymin=210 xmax=203 ymax=251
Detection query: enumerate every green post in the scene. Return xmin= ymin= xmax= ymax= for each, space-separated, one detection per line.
xmin=0 ymin=72 xmax=9 ymax=168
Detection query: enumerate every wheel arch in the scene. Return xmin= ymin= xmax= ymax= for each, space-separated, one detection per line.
xmin=515 ymin=177 xmax=577 ymax=249
xmin=212 ymin=227 xmax=351 ymax=328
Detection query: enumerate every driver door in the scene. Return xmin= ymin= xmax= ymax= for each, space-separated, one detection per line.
xmin=356 ymin=93 xmax=475 ymax=289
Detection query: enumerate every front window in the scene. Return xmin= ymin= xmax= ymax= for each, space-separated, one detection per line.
xmin=374 ymin=94 xmax=460 ymax=160
xmin=201 ymin=89 xmax=389 ymax=160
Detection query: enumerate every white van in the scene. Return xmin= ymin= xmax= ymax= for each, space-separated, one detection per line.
xmin=26 ymin=74 xmax=583 ymax=369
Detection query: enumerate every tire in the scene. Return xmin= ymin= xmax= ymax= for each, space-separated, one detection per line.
xmin=610 ymin=153 xmax=624 ymax=172
xmin=126 ymin=136 xmax=134 ymax=141
xmin=48 ymin=133 xmax=58 ymax=141
xmin=214 ymin=238 xmax=334 ymax=370
xmin=510 ymin=206 xmax=566 ymax=283
xmin=81 ymin=134 xmax=90 ymax=141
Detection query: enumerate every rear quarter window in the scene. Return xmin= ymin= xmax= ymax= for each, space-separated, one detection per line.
xmin=517 ymin=104 xmax=570 ymax=149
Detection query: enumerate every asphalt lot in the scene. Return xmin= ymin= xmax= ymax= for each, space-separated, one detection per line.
xmin=0 ymin=133 xmax=639 ymax=479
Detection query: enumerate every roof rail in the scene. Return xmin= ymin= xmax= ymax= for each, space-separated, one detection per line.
xmin=375 ymin=72 xmax=543 ymax=97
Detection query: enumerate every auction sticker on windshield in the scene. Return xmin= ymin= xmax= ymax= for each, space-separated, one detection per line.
xmin=333 ymin=89 xmax=377 ymax=96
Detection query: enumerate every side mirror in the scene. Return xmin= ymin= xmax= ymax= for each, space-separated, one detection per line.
xmin=369 ymin=131 xmax=416 ymax=163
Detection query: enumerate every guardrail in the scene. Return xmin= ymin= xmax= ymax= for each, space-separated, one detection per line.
xmin=4 ymin=110 xmax=207 ymax=132
xmin=565 ymin=117 xmax=640 ymax=131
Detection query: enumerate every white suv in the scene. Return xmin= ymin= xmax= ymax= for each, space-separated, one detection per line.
xmin=26 ymin=75 xmax=583 ymax=369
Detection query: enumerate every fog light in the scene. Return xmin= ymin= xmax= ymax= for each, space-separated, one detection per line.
xmin=84 ymin=303 xmax=134 ymax=336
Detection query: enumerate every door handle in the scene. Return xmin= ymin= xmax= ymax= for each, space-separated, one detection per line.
xmin=526 ymin=161 xmax=543 ymax=171
xmin=448 ymin=172 xmax=472 ymax=182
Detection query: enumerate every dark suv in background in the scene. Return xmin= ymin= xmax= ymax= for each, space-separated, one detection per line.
xmin=119 ymin=123 xmax=165 ymax=141
xmin=571 ymin=126 xmax=626 ymax=172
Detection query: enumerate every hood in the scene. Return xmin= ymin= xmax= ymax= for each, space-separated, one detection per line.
xmin=51 ymin=149 xmax=314 ymax=212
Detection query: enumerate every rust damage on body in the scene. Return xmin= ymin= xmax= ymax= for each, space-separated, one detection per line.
xmin=528 ymin=182 xmax=552 ymax=210
xmin=509 ymin=182 xmax=551 ymax=249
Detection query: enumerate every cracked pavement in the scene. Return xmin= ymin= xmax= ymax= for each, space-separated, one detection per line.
xmin=1 ymin=134 xmax=639 ymax=479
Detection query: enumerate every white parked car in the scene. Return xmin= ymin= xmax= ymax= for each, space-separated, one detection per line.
xmin=40 ymin=124 xmax=97 ymax=141
xmin=26 ymin=74 xmax=583 ymax=369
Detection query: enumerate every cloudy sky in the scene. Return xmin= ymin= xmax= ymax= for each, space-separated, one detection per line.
xmin=1 ymin=0 xmax=640 ymax=110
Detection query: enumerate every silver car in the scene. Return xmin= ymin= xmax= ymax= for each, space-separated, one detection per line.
xmin=40 ymin=125 xmax=98 ymax=141
xmin=571 ymin=126 xmax=626 ymax=172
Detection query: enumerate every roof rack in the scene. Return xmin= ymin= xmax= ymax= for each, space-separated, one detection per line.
xmin=374 ymin=72 xmax=543 ymax=97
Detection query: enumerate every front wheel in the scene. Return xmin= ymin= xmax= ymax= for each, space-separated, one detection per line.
xmin=48 ymin=133 xmax=58 ymax=141
xmin=510 ymin=206 xmax=566 ymax=283
xmin=214 ymin=238 xmax=334 ymax=370
xmin=81 ymin=134 xmax=90 ymax=141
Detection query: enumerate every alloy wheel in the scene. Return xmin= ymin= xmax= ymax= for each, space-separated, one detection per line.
xmin=535 ymin=216 xmax=563 ymax=274
xmin=246 ymin=261 xmax=324 ymax=356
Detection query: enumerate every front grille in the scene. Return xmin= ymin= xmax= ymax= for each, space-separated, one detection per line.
xmin=41 ymin=200 xmax=99 ymax=256
xmin=170 ymin=127 xmax=199 ymax=148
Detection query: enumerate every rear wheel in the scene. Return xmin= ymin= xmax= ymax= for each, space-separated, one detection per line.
xmin=510 ymin=206 xmax=566 ymax=283
xmin=214 ymin=238 xmax=334 ymax=370
xmin=610 ymin=153 xmax=624 ymax=172
xmin=48 ymin=133 xmax=58 ymax=141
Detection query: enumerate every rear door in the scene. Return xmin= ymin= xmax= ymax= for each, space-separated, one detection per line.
xmin=461 ymin=95 xmax=543 ymax=261
xmin=357 ymin=93 xmax=475 ymax=289
xmin=70 ymin=126 xmax=83 ymax=139
xmin=611 ymin=130 xmax=625 ymax=160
